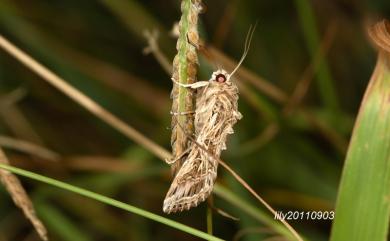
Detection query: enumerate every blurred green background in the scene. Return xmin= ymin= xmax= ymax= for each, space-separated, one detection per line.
xmin=1 ymin=0 xmax=390 ymax=240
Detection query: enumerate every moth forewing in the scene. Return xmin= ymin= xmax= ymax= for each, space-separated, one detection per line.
xmin=163 ymin=70 xmax=242 ymax=213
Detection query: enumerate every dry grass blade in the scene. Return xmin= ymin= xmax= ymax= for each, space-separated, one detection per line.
xmin=0 ymin=35 xmax=170 ymax=161
xmin=0 ymin=148 xmax=48 ymax=241
xmin=0 ymin=135 xmax=60 ymax=161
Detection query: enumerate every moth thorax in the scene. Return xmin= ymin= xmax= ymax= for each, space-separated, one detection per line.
xmin=211 ymin=69 xmax=229 ymax=83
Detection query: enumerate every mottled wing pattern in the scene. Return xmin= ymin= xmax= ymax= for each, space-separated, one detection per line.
xmin=163 ymin=146 xmax=216 ymax=213
xmin=163 ymin=81 xmax=241 ymax=213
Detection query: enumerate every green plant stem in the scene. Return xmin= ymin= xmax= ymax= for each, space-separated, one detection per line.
xmin=207 ymin=202 xmax=213 ymax=237
xmin=0 ymin=163 xmax=224 ymax=241
xmin=177 ymin=0 xmax=192 ymax=131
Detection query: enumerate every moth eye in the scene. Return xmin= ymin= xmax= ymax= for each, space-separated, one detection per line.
xmin=215 ymin=74 xmax=227 ymax=83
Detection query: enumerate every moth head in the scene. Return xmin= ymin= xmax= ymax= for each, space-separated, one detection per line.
xmin=211 ymin=69 xmax=230 ymax=83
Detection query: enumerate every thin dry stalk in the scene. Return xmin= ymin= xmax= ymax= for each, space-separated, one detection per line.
xmin=0 ymin=35 xmax=170 ymax=161
xmin=0 ymin=148 xmax=48 ymax=241
xmin=143 ymin=30 xmax=172 ymax=75
xmin=210 ymin=204 xmax=239 ymax=221
xmin=0 ymin=135 xmax=59 ymax=161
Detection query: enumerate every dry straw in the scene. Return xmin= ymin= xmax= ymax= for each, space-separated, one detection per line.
xmin=0 ymin=148 xmax=48 ymax=241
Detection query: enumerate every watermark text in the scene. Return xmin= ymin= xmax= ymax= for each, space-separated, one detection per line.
xmin=274 ymin=211 xmax=334 ymax=220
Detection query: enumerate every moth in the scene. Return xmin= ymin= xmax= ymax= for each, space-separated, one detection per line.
xmin=164 ymin=25 xmax=256 ymax=213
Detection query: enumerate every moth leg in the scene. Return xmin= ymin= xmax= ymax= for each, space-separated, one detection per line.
xmin=171 ymin=77 xmax=209 ymax=89
xmin=186 ymin=32 xmax=200 ymax=49
xmin=165 ymin=146 xmax=191 ymax=165
xmin=207 ymin=199 xmax=239 ymax=221
xmin=170 ymin=110 xmax=195 ymax=116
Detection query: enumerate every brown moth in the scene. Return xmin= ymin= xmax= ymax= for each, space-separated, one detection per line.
xmin=164 ymin=25 xmax=256 ymax=213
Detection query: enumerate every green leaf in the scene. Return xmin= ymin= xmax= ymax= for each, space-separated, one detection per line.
xmin=331 ymin=20 xmax=390 ymax=241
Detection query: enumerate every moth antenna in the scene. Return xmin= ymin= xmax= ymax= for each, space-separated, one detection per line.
xmin=228 ymin=22 xmax=258 ymax=80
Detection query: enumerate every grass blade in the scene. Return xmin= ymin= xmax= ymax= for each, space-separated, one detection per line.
xmin=36 ymin=203 xmax=92 ymax=241
xmin=294 ymin=0 xmax=338 ymax=110
xmin=330 ymin=20 xmax=390 ymax=241
xmin=0 ymin=163 xmax=224 ymax=241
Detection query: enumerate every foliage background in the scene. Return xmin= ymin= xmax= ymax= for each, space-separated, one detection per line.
xmin=0 ymin=0 xmax=390 ymax=240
